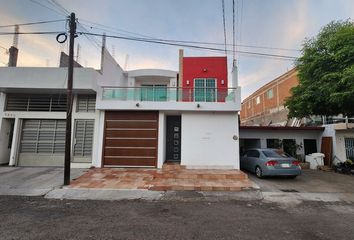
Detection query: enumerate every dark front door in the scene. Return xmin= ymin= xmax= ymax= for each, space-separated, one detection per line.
xmin=304 ymin=139 xmax=317 ymax=155
xmin=166 ymin=116 xmax=181 ymax=162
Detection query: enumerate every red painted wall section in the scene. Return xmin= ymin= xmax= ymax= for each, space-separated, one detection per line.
xmin=182 ymin=56 xmax=228 ymax=88
xmin=182 ymin=56 xmax=228 ymax=102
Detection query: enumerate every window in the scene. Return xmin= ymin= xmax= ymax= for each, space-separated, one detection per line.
xmin=267 ymin=89 xmax=273 ymax=99
xmin=194 ymin=78 xmax=216 ymax=102
xmin=262 ymin=150 xmax=290 ymax=158
xmin=6 ymin=94 xmax=67 ymax=112
xmin=19 ymin=119 xmax=65 ymax=154
xmin=247 ymin=150 xmax=260 ymax=158
xmin=76 ymin=95 xmax=96 ymax=112
xmin=74 ymin=120 xmax=94 ymax=157
xmin=141 ymin=84 xmax=167 ymax=101
xmin=267 ymin=139 xmax=282 ymax=149
xmin=255 ymin=96 xmax=261 ymax=105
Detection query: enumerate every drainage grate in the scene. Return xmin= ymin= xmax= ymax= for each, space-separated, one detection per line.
xmin=280 ymin=189 xmax=299 ymax=193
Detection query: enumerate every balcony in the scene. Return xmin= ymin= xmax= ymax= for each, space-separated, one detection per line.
xmin=96 ymin=86 xmax=241 ymax=112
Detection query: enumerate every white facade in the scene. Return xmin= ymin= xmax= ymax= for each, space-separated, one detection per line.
xmin=322 ymin=124 xmax=354 ymax=162
xmin=0 ymin=48 xmax=242 ymax=170
xmin=181 ymin=112 xmax=239 ymax=169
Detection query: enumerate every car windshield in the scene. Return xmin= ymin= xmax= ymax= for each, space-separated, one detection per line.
xmin=262 ymin=150 xmax=290 ymax=158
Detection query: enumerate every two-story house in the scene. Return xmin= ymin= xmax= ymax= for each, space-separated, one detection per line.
xmin=0 ymin=47 xmax=241 ymax=170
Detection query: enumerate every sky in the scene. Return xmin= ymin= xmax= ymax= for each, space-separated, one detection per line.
xmin=0 ymin=0 xmax=354 ymax=100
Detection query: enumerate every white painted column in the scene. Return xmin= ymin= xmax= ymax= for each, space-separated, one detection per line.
xmin=127 ymin=77 xmax=136 ymax=100
xmin=169 ymin=78 xmax=177 ymax=101
xmin=9 ymin=118 xmax=20 ymax=166
xmin=93 ymin=110 xmax=105 ymax=168
xmin=157 ymin=111 xmax=165 ymax=168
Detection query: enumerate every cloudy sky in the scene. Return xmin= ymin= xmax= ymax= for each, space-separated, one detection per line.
xmin=0 ymin=0 xmax=353 ymax=99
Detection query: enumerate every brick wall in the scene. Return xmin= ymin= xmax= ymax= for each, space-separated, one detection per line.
xmin=240 ymin=68 xmax=298 ymax=125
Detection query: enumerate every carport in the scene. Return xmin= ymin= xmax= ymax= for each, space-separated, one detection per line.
xmin=239 ymin=126 xmax=325 ymax=159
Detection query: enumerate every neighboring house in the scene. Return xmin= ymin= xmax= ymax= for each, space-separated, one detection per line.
xmin=322 ymin=123 xmax=354 ymax=163
xmin=239 ymin=67 xmax=354 ymax=165
xmin=240 ymin=68 xmax=298 ymax=126
xmin=0 ymin=47 xmax=241 ymax=169
xmin=239 ymin=126 xmax=324 ymax=161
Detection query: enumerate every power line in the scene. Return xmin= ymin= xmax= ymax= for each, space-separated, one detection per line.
xmin=29 ymin=0 xmax=66 ymax=16
xmin=0 ymin=19 xmax=65 ymax=28
xmin=221 ymin=0 xmax=227 ymax=54
xmin=80 ymin=21 xmax=299 ymax=52
xmin=0 ymin=31 xmax=64 ymax=36
xmin=79 ymin=31 xmax=297 ymax=60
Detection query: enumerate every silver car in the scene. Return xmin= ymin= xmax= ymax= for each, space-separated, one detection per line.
xmin=240 ymin=148 xmax=301 ymax=178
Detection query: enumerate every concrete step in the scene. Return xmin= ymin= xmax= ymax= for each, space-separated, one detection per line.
xmin=145 ymin=178 xmax=253 ymax=192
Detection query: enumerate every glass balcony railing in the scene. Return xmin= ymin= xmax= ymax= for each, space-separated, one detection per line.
xmin=101 ymin=87 xmax=239 ymax=103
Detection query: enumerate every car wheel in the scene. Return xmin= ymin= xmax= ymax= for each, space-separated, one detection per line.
xmin=255 ymin=166 xmax=263 ymax=178
xmin=288 ymin=175 xmax=297 ymax=179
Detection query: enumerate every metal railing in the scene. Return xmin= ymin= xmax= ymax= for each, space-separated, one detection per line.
xmin=101 ymin=87 xmax=238 ymax=103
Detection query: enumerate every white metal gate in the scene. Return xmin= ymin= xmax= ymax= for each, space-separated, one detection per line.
xmin=18 ymin=119 xmax=65 ymax=166
xmin=73 ymin=119 xmax=94 ymax=163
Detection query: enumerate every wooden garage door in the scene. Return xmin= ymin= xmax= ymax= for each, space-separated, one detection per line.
xmin=103 ymin=111 xmax=158 ymax=167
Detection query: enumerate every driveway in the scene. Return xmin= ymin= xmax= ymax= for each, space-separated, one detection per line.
xmin=0 ymin=167 xmax=86 ymax=196
xmin=248 ymin=169 xmax=354 ymax=193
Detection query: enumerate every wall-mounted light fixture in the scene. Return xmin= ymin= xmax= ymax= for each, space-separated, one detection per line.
xmin=186 ymin=80 xmax=190 ymax=85
xmin=203 ymin=68 xmax=207 ymax=72
xmin=221 ymin=79 xmax=225 ymax=85
xmin=136 ymin=103 xmax=140 ymax=107
xmin=197 ymin=104 xmax=200 ymax=108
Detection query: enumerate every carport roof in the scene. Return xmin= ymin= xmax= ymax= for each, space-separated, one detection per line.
xmin=240 ymin=126 xmax=325 ymax=131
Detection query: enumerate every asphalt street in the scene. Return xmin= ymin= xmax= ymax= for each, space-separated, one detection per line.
xmin=1 ymin=195 xmax=354 ymax=240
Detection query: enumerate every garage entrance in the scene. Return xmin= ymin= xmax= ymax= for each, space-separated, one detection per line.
xmin=103 ymin=111 xmax=158 ymax=167
xmin=18 ymin=119 xmax=65 ymax=166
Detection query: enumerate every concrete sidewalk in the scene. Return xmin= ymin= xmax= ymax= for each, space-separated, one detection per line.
xmin=0 ymin=167 xmax=86 ymax=196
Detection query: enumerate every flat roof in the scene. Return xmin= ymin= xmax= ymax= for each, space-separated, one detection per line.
xmin=240 ymin=126 xmax=325 ymax=131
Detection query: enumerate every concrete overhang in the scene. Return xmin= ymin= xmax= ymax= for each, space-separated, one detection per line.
xmin=127 ymin=69 xmax=177 ymax=78
xmin=0 ymin=67 xmax=99 ymax=93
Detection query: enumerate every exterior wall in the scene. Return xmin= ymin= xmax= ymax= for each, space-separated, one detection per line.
xmin=182 ymin=57 xmax=228 ymax=88
xmin=182 ymin=57 xmax=228 ymax=102
xmin=0 ymin=67 xmax=99 ymax=92
xmin=241 ymin=68 xmax=298 ymax=125
xmin=0 ymin=94 xmax=99 ymax=168
xmin=322 ymin=124 xmax=354 ymax=162
xmin=98 ymin=48 xmax=125 ymax=87
xmin=181 ymin=112 xmax=239 ymax=169
xmin=239 ymin=128 xmax=323 ymax=158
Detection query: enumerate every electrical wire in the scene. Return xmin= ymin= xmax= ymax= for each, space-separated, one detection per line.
xmin=79 ymin=31 xmax=298 ymax=60
xmin=0 ymin=19 xmax=65 ymax=28
xmin=80 ymin=21 xmax=299 ymax=52
xmin=221 ymin=0 xmax=227 ymax=54
xmin=0 ymin=31 xmax=64 ymax=35
xmin=29 ymin=0 xmax=66 ymax=16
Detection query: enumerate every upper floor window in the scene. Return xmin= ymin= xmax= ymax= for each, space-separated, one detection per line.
xmin=5 ymin=94 xmax=66 ymax=112
xmin=267 ymin=89 xmax=274 ymax=99
xmin=256 ymin=96 xmax=261 ymax=105
xmin=141 ymin=84 xmax=167 ymax=101
xmin=76 ymin=94 xmax=96 ymax=112
xmin=194 ymin=78 xmax=216 ymax=102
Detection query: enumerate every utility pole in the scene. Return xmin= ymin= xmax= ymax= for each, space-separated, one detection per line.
xmin=64 ymin=12 xmax=76 ymax=185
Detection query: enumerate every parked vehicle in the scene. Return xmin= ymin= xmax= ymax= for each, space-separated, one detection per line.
xmin=240 ymin=148 xmax=302 ymax=178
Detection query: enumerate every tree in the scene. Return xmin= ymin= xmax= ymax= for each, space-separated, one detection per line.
xmin=285 ymin=20 xmax=354 ymax=118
